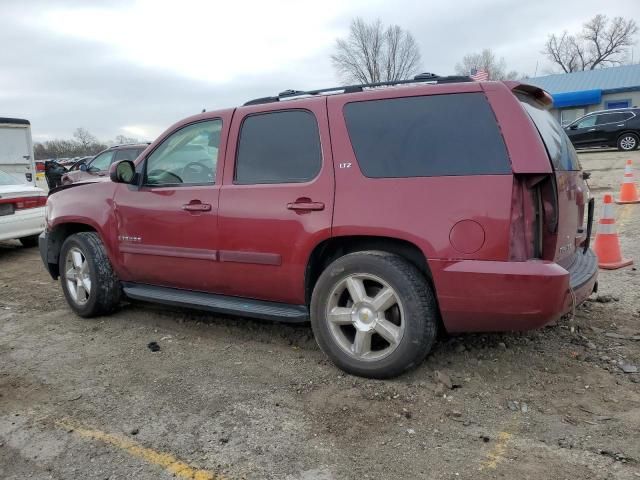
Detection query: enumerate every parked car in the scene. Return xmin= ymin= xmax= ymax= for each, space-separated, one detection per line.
xmin=39 ymin=76 xmax=597 ymax=378
xmin=0 ymin=169 xmax=46 ymax=246
xmin=61 ymin=144 xmax=148 ymax=184
xmin=564 ymin=107 xmax=640 ymax=151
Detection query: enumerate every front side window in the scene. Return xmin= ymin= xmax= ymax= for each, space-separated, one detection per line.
xmin=343 ymin=93 xmax=511 ymax=178
xmin=89 ymin=151 xmax=115 ymax=171
xmin=576 ymin=115 xmax=596 ymax=129
xmin=144 ymin=120 xmax=221 ymax=186
xmin=235 ymin=110 xmax=322 ymax=184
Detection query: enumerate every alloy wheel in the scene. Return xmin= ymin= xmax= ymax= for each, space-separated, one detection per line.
xmin=620 ymin=136 xmax=637 ymax=150
xmin=64 ymin=247 xmax=91 ymax=305
xmin=325 ymin=273 xmax=405 ymax=361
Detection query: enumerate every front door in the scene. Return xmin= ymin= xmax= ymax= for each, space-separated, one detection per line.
xmin=217 ymin=99 xmax=334 ymax=305
xmin=113 ymin=117 xmax=228 ymax=292
xmin=568 ymin=114 xmax=598 ymax=147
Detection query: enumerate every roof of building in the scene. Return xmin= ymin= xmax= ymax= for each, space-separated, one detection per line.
xmin=527 ymin=64 xmax=640 ymax=94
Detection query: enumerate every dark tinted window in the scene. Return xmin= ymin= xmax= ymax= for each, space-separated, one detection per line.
xmin=235 ymin=110 xmax=322 ymax=184
xmin=343 ymin=93 xmax=511 ymax=178
xmin=114 ymin=148 xmax=143 ymax=161
xmin=596 ymin=112 xmax=633 ymax=124
xmin=520 ymin=97 xmax=580 ymax=171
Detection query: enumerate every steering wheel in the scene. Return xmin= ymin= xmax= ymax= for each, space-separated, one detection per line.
xmin=181 ymin=161 xmax=212 ymax=183
xmin=147 ymin=169 xmax=183 ymax=184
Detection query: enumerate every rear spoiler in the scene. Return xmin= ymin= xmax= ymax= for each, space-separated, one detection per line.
xmin=503 ymin=81 xmax=554 ymax=108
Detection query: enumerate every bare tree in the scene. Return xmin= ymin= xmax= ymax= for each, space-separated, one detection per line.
xmin=114 ymin=134 xmax=139 ymax=145
xmin=454 ymin=49 xmax=519 ymax=80
xmin=543 ymin=15 xmax=638 ymax=72
xmin=331 ymin=18 xmax=421 ymax=84
xmin=72 ymin=127 xmax=98 ymax=150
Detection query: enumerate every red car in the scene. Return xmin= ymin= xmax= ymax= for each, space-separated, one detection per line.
xmin=39 ymin=75 xmax=597 ymax=378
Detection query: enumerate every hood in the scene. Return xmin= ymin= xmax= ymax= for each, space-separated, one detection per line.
xmin=49 ymin=178 xmax=104 ymax=196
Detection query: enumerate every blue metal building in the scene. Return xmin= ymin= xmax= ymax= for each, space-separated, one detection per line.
xmin=527 ymin=64 xmax=640 ymax=125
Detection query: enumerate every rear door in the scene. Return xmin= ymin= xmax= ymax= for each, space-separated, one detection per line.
xmin=0 ymin=123 xmax=35 ymax=185
xmin=596 ymin=111 xmax=634 ymax=145
xmin=519 ymin=97 xmax=590 ymax=269
xmin=217 ymin=98 xmax=334 ymax=305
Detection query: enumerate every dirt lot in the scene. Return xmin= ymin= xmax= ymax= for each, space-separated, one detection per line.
xmin=1 ymin=149 xmax=639 ymax=480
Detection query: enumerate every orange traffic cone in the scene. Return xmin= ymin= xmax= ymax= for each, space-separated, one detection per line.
xmin=615 ymin=159 xmax=640 ymax=204
xmin=593 ymin=194 xmax=633 ymax=269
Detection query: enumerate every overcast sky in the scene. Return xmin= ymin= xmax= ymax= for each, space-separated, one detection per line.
xmin=1 ymin=0 xmax=639 ymax=142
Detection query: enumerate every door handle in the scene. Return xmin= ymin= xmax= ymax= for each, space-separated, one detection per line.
xmin=287 ymin=199 xmax=325 ymax=211
xmin=587 ymin=128 xmax=596 ymax=132
xmin=182 ymin=202 xmax=212 ymax=212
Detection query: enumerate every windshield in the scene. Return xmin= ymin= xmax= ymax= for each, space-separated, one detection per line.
xmin=0 ymin=169 xmax=21 ymax=185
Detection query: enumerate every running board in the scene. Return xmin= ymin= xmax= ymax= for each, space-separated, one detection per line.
xmin=122 ymin=283 xmax=309 ymax=322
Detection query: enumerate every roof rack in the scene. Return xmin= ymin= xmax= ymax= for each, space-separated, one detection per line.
xmin=243 ymin=73 xmax=474 ymax=106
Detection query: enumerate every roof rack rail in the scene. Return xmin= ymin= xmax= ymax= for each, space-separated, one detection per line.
xmin=243 ymin=73 xmax=474 ymax=106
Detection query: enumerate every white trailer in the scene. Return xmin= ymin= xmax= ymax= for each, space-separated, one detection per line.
xmin=0 ymin=117 xmax=36 ymax=186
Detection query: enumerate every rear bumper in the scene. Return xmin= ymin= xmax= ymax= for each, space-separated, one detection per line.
xmin=431 ymin=250 xmax=598 ymax=333
xmin=0 ymin=207 xmax=45 ymax=242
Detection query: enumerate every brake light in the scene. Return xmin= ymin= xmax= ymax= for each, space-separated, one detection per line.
xmin=509 ymin=176 xmax=548 ymax=261
xmin=0 ymin=196 xmax=47 ymax=210
xmin=36 ymin=162 xmax=46 ymax=172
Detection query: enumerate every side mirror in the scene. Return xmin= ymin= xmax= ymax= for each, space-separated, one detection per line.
xmin=569 ymin=125 xmax=578 ymax=130
xmin=79 ymin=163 xmax=88 ymax=171
xmin=110 ymin=160 xmax=136 ymax=184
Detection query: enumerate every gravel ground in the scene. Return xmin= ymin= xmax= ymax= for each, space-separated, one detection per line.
xmin=1 ymin=149 xmax=639 ymax=480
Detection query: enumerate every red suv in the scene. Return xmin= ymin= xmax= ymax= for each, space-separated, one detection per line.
xmin=39 ymin=76 xmax=597 ymax=378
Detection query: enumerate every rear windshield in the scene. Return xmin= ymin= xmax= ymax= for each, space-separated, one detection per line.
xmin=519 ymin=96 xmax=580 ymax=171
xmin=343 ymin=93 xmax=511 ymax=178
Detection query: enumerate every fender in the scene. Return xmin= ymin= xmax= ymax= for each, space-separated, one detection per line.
xmin=44 ymin=180 xmax=122 ymax=278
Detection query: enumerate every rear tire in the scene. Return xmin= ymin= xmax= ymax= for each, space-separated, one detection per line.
xmin=618 ymin=133 xmax=639 ymax=151
xmin=19 ymin=235 xmax=39 ymax=248
xmin=59 ymin=232 xmax=121 ymax=317
xmin=310 ymin=251 xmax=438 ymax=379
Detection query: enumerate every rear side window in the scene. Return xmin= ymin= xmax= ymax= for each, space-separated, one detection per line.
xmin=343 ymin=93 xmax=511 ymax=178
xmin=520 ymin=97 xmax=580 ymax=171
xmin=235 ymin=110 xmax=322 ymax=184
xmin=597 ymin=112 xmax=633 ymax=124
xmin=114 ymin=148 xmax=142 ymax=161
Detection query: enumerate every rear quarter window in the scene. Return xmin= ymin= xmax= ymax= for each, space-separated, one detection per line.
xmin=519 ymin=97 xmax=580 ymax=171
xmin=343 ymin=93 xmax=511 ymax=178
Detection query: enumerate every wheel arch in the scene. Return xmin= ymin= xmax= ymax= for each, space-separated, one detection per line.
xmin=305 ymin=235 xmax=434 ymax=305
xmin=44 ymin=222 xmax=100 ymax=278
xmin=617 ymin=130 xmax=640 ymax=148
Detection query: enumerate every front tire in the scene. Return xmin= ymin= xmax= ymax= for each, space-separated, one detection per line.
xmin=59 ymin=232 xmax=121 ymax=317
xmin=311 ymin=251 xmax=438 ymax=379
xmin=618 ymin=133 xmax=639 ymax=151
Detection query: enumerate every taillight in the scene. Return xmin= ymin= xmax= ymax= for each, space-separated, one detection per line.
xmin=509 ymin=176 xmax=550 ymax=261
xmin=13 ymin=196 xmax=47 ymax=210
xmin=36 ymin=162 xmax=46 ymax=172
